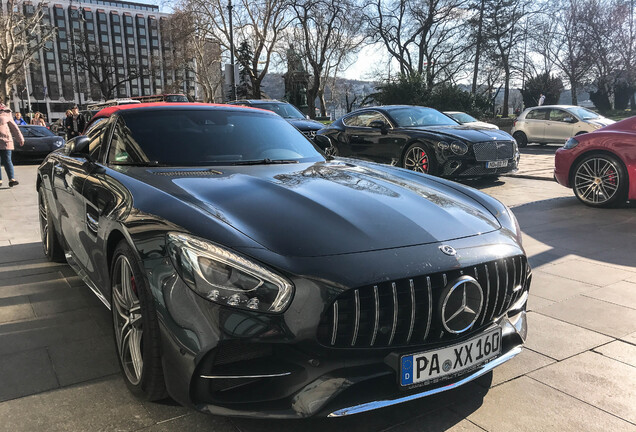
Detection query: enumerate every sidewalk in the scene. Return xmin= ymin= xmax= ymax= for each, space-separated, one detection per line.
xmin=1 ymin=163 xmax=635 ymax=432
xmin=504 ymin=145 xmax=557 ymax=181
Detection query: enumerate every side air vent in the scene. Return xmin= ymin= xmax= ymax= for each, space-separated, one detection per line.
xmin=151 ymin=169 xmax=223 ymax=177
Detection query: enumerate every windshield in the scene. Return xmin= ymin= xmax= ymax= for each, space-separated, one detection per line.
xmin=447 ymin=112 xmax=477 ymax=123
xmin=388 ymin=107 xmax=459 ymax=127
xmin=20 ymin=126 xmax=55 ymax=137
xmin=252 ymin=102 xmax=306 ymax=120
xmin=568 ymin=107 xmax=601 ymax=120
xmin=108 ymin=109 xmax=324 ymax=166
xmin=165 ymin=95 xmax=189 ymax=102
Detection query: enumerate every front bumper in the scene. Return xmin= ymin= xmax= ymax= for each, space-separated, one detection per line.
xmin=152 ymin=244 xmax=530 ymax=418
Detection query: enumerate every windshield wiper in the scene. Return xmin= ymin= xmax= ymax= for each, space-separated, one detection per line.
xmin=111 ymin=161 xmax=168 ymax=167
xmin=231 ymin=158 xmax=299 ymax=165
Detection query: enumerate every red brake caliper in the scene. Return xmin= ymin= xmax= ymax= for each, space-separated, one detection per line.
xmin=130 ymin=277 xmax=137 ymax=295
xmin=421 ymin=151 xmax=428 ymax=170
xmin=607 ymin=168 xmax=616 ymax=186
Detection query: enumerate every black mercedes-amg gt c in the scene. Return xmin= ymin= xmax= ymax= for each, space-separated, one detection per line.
xmin=37 ymin=103 xmax=529 ymax=418
xmin=318 ymin=105 xmax=520 ymax=178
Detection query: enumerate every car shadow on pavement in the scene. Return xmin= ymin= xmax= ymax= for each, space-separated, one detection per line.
xmin=508 ymin=196 xmax=635 ymax=269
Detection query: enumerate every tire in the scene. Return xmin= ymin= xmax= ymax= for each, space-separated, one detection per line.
xmin=402 ymin=143 xmax=437 ymax=175
xmin=513 ymin=131 xmax=528 ymax=148
xmin=572 ymin=153 xmax=628 ymax=208
xmin=38 ymin=187 xmax=66 ymax=262
xmin=111 ymin=240 xmax=167 ymax=401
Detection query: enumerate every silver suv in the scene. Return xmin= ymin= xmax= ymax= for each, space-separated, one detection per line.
xmin=511 ymin=105 xmax=614 ymax=147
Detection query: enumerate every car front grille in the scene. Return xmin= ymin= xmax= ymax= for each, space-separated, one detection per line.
xmin=317 ymin=255 xmax=528 ymax=349
xmin=472 ymin=141 xmax=515 ymax=161
xmin=302 ymin=130 xmax=317 ymax=139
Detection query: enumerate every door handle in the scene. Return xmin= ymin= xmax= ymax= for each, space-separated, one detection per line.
xmin=86 ymin=212 xmax=99 ymax=234
xmin=54 ymin=164 xmax=66 ymax=175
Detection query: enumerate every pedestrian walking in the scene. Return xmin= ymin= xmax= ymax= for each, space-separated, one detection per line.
xmin=538 ymin=93 xmax=545 ymax=106
xmin=31 ymin=112 xmax=46 ymax=126
xmin=14 ymin=112 xmax=27 ymax=125
xmin=65 ymin=105 xmax=85 ymax=139
xmin=0 ymin=102 xmax=25 ymax=187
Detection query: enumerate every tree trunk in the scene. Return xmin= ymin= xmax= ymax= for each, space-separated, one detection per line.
xmin=319 ymin=92 xmax=327 ymax=117
xmin=472 ymin=0 xmax=486 ymax=95
xmin=502 ymin=67 xmax=510 ymax=117
xmin=570 ymin=80 xmax=578 ymax=105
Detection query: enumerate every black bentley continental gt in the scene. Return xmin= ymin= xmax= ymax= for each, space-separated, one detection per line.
xmin=318 ymin=105 xmax=520 ymax=178
xmin=37 ymin=103 xmax=529 ymax=418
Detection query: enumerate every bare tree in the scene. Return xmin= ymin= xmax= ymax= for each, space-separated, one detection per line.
xmin=366 ymin=0 xmax=471 ymax=87
xmin=0 ymin=1 xmax=55 ymax=103
xmin=181 ymin=0 xmax=292 ymax=99
xmin=532 ymin=0 xmax=591 ymax=105
xmin=290 ymin=0 xmax=365 ymax=118
xmin=612 ymin=0 xmax=636 ymax=108
xmin=482 ymin=0 xmax=531 ymax=117
xmin=166 ymin=9 xmax=224 ymax=102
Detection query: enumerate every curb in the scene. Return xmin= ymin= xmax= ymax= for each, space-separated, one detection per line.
xmin=502 ymin=174 xmax=555 ymax=182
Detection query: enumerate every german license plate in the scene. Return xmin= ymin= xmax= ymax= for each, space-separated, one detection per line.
xmin=400 ymin=327 xmax=502 ymax=387
xmin=486 ymin=160 xmax=508 ymax=168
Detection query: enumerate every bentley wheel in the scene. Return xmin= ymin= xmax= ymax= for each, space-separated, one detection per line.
xmin=38 ymin=188 xmax=65 ymax=262
xmin=572 ymin=154 xmax=627 ymax=208
xmin=513 ymin=132 xmax=528 ymax=148
xmin=403 ymin=143 xmax=435 ymax=175
xmin=111 ymin=241 xmax=166 ymax=400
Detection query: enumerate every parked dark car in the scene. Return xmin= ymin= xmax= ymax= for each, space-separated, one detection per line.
xmin=554 ymin=115 xmax=636 ymax=207
xmin=14 ymin=125 xmax=64 ymax=158
xmin=231 ymin=99 xmax=323 ymax=139
xmin=318 ymin=105 xmax=520 ymax=178
xmin=37 ymin=103 xmax=529 ymax=418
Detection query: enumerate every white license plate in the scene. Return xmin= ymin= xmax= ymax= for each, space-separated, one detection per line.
xmin=400 ymin=327 xmax=502 ymax=387
xmin=486 ymin=160 xmax=508 ymax=168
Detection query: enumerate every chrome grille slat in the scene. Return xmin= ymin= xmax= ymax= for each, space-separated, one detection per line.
xmin=351 ymin=290 xmax=360 ymax=346
xmin=424 ymin=276 xmax=432 ymax=341
xmin=318 ymin=256 xmax=528 ymax=348
xmin=371 ymin=286 xmax=379 ymax=346
xmin=388 ymin=282 xmax=398 ymax=345
xmin=480 ymin=264 xmax=491 ymax=326
xmin=331 ymin=301 xmax=339 ymax=346
xmin=406 ymin=279 xmax=416 ymax=343
xmin=491 ymin=261 xmax=500 ymax=321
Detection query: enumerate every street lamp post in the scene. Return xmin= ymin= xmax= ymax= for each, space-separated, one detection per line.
xmin=227 ymin=0 xmax=237 ymax=100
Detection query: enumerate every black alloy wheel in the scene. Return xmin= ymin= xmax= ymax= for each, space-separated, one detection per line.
xmin=513 ymin=131 xmax=528 ymax=148
xmin=572 ymin=153 xmax=627 ymax=208
xmin=38 ymin=188 xmax=65 ymax=262
xmin=403 ymin=143 xmax=435 ymax=174
xmin=111 ymin=240 xmax=167 ymax=400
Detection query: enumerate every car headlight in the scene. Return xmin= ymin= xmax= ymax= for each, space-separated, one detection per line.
xmin=55 ymin=139 xmax=64 ymax=147
xmin=437 ymin=141 xmax=450 ymax=151
xmin=501 ymin=206 xmax=523 ymax=246
xmin=167 ymin=233 xmax=294 ymax=313
xmin=563 ymin=137 xmax=579 ymax=149
xmin=450 ymin=141 xmax=468 ymax=155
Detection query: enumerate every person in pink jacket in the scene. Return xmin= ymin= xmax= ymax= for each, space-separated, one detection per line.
xmin=0 ymin=102 xmax=25 ymax=187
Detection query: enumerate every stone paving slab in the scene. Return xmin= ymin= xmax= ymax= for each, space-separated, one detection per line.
xmin=462 ymin=377 xmax=636 ymax=432
xmin=529 ymin=351 xmax=636 ymax=425
xmin=523 ymin=312 xmax=612 ymax=361
xmin=1 ymin=163 xmax=635 ymax=431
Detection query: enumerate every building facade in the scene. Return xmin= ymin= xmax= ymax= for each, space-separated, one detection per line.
xmin=12 ymin=0 xmax=210 ymax=122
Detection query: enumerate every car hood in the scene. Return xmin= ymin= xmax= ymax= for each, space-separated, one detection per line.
xmin=127 ymin=161 xmax=501 ymax=257
xmin=587 ymin=118 xmax=615 ymax=128
xmin=286 ymin=118 xmax=324 ymax=131
xmin=402 ymin=125 xmax=512 ymax=142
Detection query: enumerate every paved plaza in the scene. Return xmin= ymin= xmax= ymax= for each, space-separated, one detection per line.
xmin=0 ymin=148 xmax=635 ymax=431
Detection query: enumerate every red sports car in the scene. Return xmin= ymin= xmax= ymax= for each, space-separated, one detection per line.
xmin=554 ymin=116 xmax=636 ymax=207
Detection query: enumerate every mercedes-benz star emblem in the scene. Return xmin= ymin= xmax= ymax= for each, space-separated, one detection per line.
xmin=439 ymin=245 xmax=456 ymax=256
xmin=440 ymin=276 xmax=484 ymax=334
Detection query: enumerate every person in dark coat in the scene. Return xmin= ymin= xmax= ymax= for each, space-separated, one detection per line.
xmin=65 ymin=105 xmax=86 ymax=139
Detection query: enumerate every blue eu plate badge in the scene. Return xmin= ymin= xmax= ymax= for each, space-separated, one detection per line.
xmin=401 ymin=355 xmax=414 ymax=385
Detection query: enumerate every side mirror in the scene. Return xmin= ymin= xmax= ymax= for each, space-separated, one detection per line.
xmin=66 ymin=136 xmax=90 ymax=157
xmin=369 ymin=120 xmax=389 ymax=134
xmin=313 ymin=134 xmax=331 ymax=151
